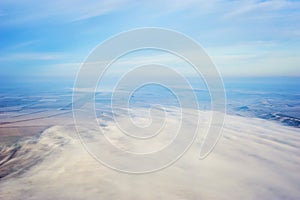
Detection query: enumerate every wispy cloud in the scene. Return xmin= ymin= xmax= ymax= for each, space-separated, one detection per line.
xmin=9 ymin=40 xmax=37 ymax=50
xmin=0 ymin=52 xmax=63 ymax=61
xmin=223 ymin=0 xmax=300 ymax=19
xmin=0 ymin=0 xmax=131 ymax=25
xmin=1 ymin=0 xmax=299 ymax=78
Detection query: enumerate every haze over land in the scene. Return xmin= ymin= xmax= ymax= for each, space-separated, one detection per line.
xmin=0 ymin=82 xmax=300 ymax=199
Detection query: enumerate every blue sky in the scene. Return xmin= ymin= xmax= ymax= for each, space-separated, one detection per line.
xmin=0 ymin=0 xmax=300 ymax=80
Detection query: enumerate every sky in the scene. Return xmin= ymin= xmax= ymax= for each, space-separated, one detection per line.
xmin=0 ymin=0 xmax=300 ymax=81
